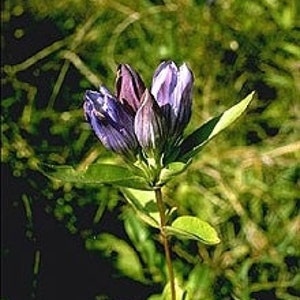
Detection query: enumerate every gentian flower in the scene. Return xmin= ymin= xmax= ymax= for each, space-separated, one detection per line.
xmin=151 ymin=61 xmax=194 ymax=141
xmin=84 ymin=86 xmax=138 ymax=158
xmin=84 ymin=61 xmax=194 ymax=163
xmin=134 ymin=89 xmax=166 ymax=152
xmin=116 ymin=64 xmax=145 ymax=112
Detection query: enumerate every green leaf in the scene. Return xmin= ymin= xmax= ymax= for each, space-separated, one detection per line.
xmin=179 ymin=91 xmax=255 ymax=161
xmin=158 ymin=161 xmax=190 ymax=186
xmin=122 ymin=188 xmax=160 ymax=228
xmin=165 ymin=216 xmax=220 ymax=245
xmin=86 ymin=233 xmax=146 ymax=282
xmin=123 ymin=209 xmax=163 ymax=271
xmin=41 ymin=163 xmax=151 ymax=190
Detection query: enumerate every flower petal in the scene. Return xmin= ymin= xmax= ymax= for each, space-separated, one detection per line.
xmin=134 ymin=89 xmax=165 ymax=152
xmin=151 ymin=61 xmax=194 ymax=138
xmin=116 ymin=64 xmax=146 ymax=112
xmin=151 ymin=61 xmax=177 ymax=106
xmin=84 ymin=88 xmax=138 ymax=157
xmin=171 ymin=63 xmax=194 ymax=136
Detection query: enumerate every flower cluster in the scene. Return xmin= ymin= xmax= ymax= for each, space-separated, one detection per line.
xmin=84 ymin=61 xmax=194 ymax=164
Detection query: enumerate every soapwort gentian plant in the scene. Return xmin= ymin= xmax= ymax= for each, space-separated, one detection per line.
xmin=48 ymin=61 xmax=254 ymax=299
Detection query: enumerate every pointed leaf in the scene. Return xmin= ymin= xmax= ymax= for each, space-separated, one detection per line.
xmin=179 ymin=91 xmax=255 ymax=161
xmin=158 ymin=161 xmax=190 ymax=186
xmin=122 ymin=188 xmax=160 ymax=228
xmin=166 ymin=216 xmax=220 ymax=245
xmin=41 ymin=163 xmax=151 ymax=190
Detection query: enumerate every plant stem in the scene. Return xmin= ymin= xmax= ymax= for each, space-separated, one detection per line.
xmin=155 ymin=188 xmax=176 ymax=300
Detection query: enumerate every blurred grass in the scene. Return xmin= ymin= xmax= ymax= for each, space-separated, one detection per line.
xmin=1 ymin=0 xmax=299 ymax=299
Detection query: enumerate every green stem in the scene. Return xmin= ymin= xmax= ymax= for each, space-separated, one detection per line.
xmin=155 ymin=188 xmax=176 ymax=300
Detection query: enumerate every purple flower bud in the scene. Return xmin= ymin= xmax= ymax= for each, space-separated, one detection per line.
xmin=84 ymin=61 xmax=194 ymax=163
xmin=151 ymin=61 xmax=194 ymax=139
xmin=84 ymin=86 xmax=138 ymax=158
xmin=134 ymin=89 xmax=166 ymax=152
xmin=116 ymin=64 xmax=146 ymax=112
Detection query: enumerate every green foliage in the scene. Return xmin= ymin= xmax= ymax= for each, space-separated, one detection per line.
xmin=45 ymin=92 xmax=254 ymax=190
xmin=122 ymin=188 xmax=160 ymax=228
xmin=43 ymin=163 xmax=151 ymax=189
xmin=179 ymin=92 xmax=255 ymax=161
xmin=166 ymin=216 xmax=220 ymax=245
xmin=2 ymin=0 xmax=299 ymax=299
xmin=86 ymin=232 xmax=146 ymax=282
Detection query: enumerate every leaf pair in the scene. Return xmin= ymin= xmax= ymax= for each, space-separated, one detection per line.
xmin=124 ymin=189 xmax=220 ymax=245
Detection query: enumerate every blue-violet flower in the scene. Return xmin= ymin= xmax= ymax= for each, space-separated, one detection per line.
xmin=84 ymin=61 xmax=194 ymax=162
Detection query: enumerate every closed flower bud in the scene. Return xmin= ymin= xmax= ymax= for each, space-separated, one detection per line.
xmin=134 ymin=89 xmax=166 ymax=154
xmin=116 ymin=64 xmax=146 ymax=112
xmin=84 ymin=61 xmax=194 ymax=165
xmin=84 ymin=86 xmax=138 ymax=158
xmin=151 ymin=61 xmax=194 ymax=141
